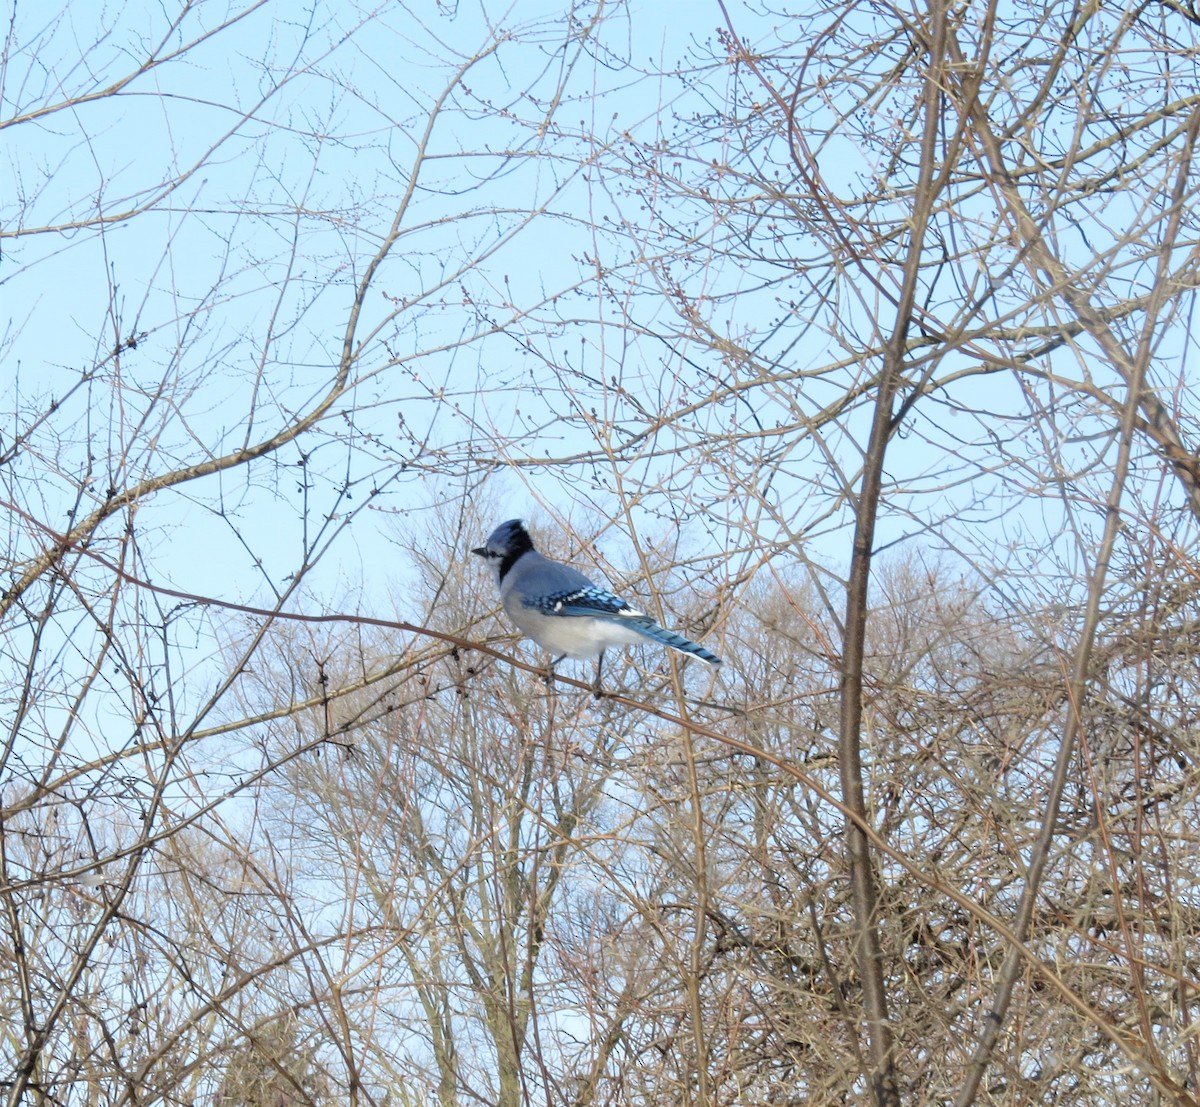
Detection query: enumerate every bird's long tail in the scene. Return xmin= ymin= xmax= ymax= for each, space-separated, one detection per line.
xmin=622 ymin=616 xmax=722 ymax=666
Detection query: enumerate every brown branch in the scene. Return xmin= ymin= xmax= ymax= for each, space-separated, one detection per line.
xmin=949 ymin=45 xmax=1200 ymax=1101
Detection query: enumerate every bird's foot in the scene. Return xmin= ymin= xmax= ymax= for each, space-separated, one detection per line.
xmin=592 ymin=651 xmax=606 ymax=699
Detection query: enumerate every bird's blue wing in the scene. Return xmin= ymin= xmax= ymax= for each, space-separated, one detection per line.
xmin=520 ymin=583 xmax=722 ymax=666
xmin=522 ymin=586 xmax=640 ymax=619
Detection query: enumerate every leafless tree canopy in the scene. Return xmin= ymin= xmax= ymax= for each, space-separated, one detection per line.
xmin=3 ymin=1 xmax=1200 ymax=1105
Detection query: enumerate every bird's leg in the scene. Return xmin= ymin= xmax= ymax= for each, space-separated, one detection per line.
xmin=546 ymin=654 xmax=564 ymax=687
xmin=592 ymin=650 xmax=605 ymax=699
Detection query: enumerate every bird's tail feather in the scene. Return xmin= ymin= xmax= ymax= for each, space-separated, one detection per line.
xmin=623 ymin=616 xmax=722 ymax=666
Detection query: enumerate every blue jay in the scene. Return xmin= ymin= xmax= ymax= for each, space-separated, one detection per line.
xmin=472 ymin=519 xmax=722 ymax=682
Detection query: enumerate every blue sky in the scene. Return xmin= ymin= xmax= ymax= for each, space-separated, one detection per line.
xmin=3 ymin=0 xmax=1192 ymax=680
xmin=2 ymin=1 xmax=785 ymax=744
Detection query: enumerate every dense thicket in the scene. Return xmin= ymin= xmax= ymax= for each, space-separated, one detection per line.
xmin=3 ymin=2 xmax=1199 ymax=1104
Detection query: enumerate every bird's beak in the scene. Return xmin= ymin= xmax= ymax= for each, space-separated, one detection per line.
xmin=471 ymin=546 xmax=487 ymax=557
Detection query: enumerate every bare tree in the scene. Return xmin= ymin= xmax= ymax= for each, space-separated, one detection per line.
xmin=555 ymin=0 xmax=1200 ymax=1103
xmin=7 ymin=1 xmax=1200 ymax=1105
xmin=422 ymin=4 xmax=1200 ymax=1101
xmin=0 ymin=3 xmax=641 ymax=1104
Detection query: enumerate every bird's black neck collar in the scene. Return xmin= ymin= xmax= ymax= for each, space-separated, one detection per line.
xmin=497 ymin=527 xmax=534 ymax=583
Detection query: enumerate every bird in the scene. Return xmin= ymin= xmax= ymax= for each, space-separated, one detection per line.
xmin=472 ymin=519 xmax=722 ymax=687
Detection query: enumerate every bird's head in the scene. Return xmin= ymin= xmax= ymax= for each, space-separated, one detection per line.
xmin=472 ymin=519 xmax=535 ymax=583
